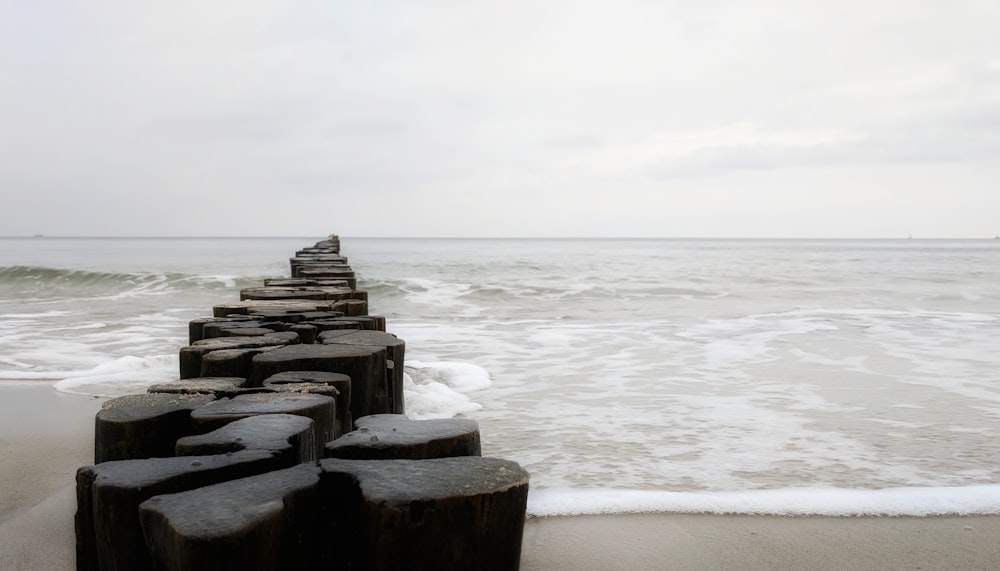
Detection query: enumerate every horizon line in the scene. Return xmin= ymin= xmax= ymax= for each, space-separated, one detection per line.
xmin=2 ymin=235 xmax=999 ymax=241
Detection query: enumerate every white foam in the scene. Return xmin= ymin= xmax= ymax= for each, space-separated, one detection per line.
xmin=52 ymin=354 xmax=178 ymax=396
xmin=0 ymin=310 xmax=71 ymax=319
xmin=406 ymin=360 xmax=492 ymax=392
xmin=403 ymin=361 xmax=492 ymax=420
xmin=185 ymin=274 xmax=238 ymax=288
xmin=527 ymin=485 xmax=1000 ymax=517
xmin=400 ymin=278 xmax=476 ymax=309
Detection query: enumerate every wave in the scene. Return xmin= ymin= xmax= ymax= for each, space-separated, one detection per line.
xmin=0 ymin=265 xmax=249 ymax=300
xmin=363 ymin=278 xmax=727 ymax=306
xmin=0 ymin=265 xmax=141 ymax=285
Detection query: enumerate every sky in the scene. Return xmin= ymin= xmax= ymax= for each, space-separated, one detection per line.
xmin=1 ymin=0 xmax=998 ymax=238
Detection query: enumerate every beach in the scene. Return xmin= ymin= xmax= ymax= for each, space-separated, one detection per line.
xmin=3 ymin=383 xmax=1000 ymax=571
xmin=522 ymin=513 xmax=1000 ymax=570
xmin=0 ymin=384 xmax=103 ymax=570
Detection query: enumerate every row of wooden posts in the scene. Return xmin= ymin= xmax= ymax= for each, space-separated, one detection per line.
xmin=75 ymin=235 xmax=530 ymax=571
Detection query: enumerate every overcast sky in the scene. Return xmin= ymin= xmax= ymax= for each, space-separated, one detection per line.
xmin=1 ymin=1 xmax=998 ymax=237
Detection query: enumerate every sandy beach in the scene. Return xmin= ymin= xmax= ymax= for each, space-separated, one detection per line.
xmin=0 ymin=384 xmax=105 ymax=571
xmin=521 ymin=513 xmax=1000 ymax=570
xmin=3 ymin=383 xmax=1000 ymax=571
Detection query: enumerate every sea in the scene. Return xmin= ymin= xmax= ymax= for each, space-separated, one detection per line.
xmin=2 ymin=236 xmax=1000 ymax=517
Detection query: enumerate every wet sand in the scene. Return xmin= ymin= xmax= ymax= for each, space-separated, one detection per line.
xmin=521 ymin=512 xmax=1000 ymax=570
xmin=3 ymin=383 xmax=1000 ymax=571
xmin=0 ymin=384 xmax=104 ymax=571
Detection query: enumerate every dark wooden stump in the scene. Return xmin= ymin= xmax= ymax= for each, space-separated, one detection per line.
xmin=176 ymin=413 xmax=319 ymax=463
xmin=320 ymin=330 xmax=405 ymax=414
xmin=76 ymin=450 xmax=279 ymax=571
xmin=301 ymin=317 xmax=365 ymax=332
xmin=147 ymin=377 xmax=250 ymax=398
xmin=263 ymin=278 xmax=313 ymax=287
xmin=199 ymin=346 xmax=284 ymax=380
xmin=179 ymin=332 xmax=298 ymax=379
xmin=329 ymin=298 xmax=370 ymax=317
xmin=139 ymin=464 xmax=322 ymax=571
xmin=288 ymin=323 xmax=318 ymax=343
xmin=212 ymin=300 xmax=337 ymax=318
xmin=250 ymin=344 xmax=390 ymax=420
xmin=325 ymin=414 xmax=480 ymax=460
xmin=95 ymin=393 xmax=216 ymax=463
xmin=188 ymin=316 xmax=253 ymax=343
xmin=202 ymin=322 xmax=278 ymax=339
xmin=190 ymin=392 xmax=336 ymax=447
xmin=262 ymin=371 xmax=352 ymax=438
xmin=319 ymin=457 xmax=529 ymax=571
xmin=239 ymin=286 xmax=331 ymax=301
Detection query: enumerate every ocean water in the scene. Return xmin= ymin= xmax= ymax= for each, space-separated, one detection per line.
xmin=2 ymin=236 xmax=1000 ymax=516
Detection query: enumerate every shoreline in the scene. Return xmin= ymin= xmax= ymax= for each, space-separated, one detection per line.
xmin=3 ymin=383 xmax=1000 ymax=570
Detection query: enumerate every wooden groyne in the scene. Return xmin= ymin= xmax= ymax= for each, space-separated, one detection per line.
xmin=75 ymin=235 xmax=529 ymax=571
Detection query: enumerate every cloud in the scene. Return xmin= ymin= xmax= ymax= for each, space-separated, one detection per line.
xmin=1 ymin=0 xmax=998 ymax=236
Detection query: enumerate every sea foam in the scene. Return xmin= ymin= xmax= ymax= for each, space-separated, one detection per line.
xmin=403 ymin=360 xmax=492 ymax=420
xmin=52 ymin=355 xmax=178 ymax=396
xmin=527 ymin=484 xmax=1000 ymax=517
